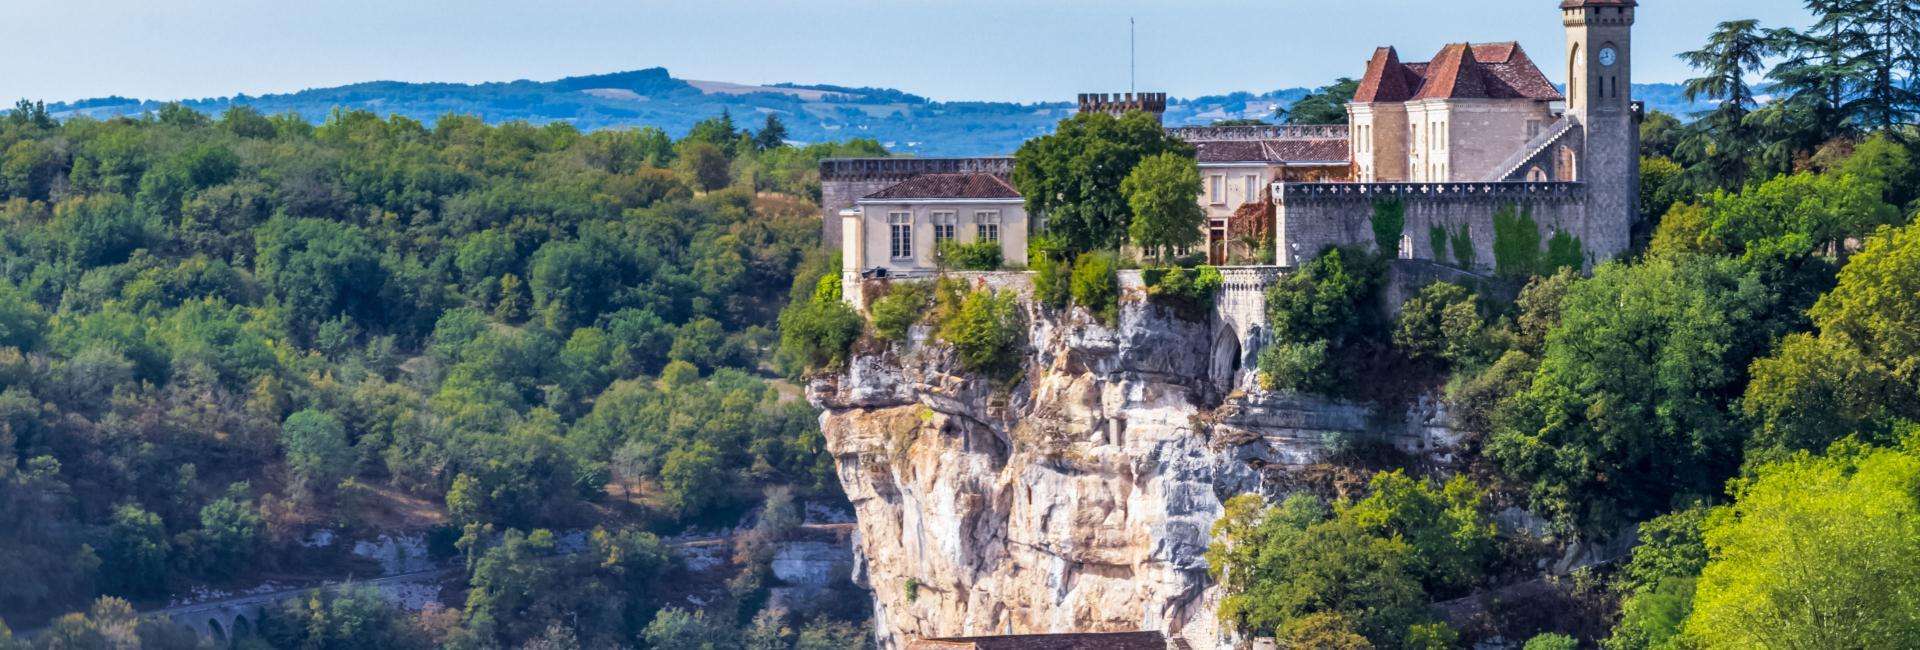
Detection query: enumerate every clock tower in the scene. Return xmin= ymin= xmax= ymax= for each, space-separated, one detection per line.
xmin=1563 ymin=0 xmax=1637 ymax=256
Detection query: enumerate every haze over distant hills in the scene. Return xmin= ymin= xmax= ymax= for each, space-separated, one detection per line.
xmin=43 ymin=67 xmax=1709 ymax=156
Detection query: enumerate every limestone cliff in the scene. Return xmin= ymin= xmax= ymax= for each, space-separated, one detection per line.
xmin=810 ymin=281 xmax=1456 ymax=649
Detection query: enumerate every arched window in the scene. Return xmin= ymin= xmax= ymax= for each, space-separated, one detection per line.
xmin=1568 ymin=44 xmax=1582 ymax=105
xmin=1527 ymin=166 xmax=1548 ymax=182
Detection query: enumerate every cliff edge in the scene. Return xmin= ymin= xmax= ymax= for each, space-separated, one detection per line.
xmin=810 ymin=280 xmax=1456 ymax=649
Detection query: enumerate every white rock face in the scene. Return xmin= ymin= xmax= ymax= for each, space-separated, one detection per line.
xmin=812 ymin=293 xmax=1453 ymax=649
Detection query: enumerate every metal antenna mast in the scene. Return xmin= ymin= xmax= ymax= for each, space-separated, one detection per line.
xmin=1129 ymin=17 xmax=1136 ymax=94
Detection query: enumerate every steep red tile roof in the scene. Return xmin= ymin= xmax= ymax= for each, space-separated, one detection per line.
xmin=1414 ymin=43 xmax=1491 ymax=100
xmin=1266 ymin=139 xmax=1352 ymax=164
xmin=1477 ymin=43 xmax=1564 ymax=100
xmin=862 ymin=173 xmax=1020 ymax=201
xmin=1410 ymin=42 xmax=1563 ymax=101
xmin=1353 ymin=47 xmax=1422 ymax=103
xmin=1356 ymin=42 xmax=1560 ymax=103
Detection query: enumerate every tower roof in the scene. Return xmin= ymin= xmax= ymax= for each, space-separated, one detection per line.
xmin=1353 ymin=47 xmax=1424 ymax=103
xmin=1560 ymin=0 xmax=1636 ymax=7
xmin=1355 ymin=42 xmax=1563 ymax=103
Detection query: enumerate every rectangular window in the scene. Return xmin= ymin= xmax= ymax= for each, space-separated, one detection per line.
xmin=931 ymin=211 xmax=956 ymax=244
xmin=975 ymin=211 xmax=1000 ymax=242
xmin=888 ymin=212 xmax=913 ymax=259
xmin=1208 ymin=175 xmax=1225 ymax=204
xmin=1243 ymin=175 xmax=1259 ymax=204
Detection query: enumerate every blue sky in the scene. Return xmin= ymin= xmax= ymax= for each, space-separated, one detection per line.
xmin=3 ymin=1 xmax=1812 ymax=105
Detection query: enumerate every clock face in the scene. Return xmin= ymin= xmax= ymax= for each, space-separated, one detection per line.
xmin=1598 ymin=47 xmax=1618 ymax=67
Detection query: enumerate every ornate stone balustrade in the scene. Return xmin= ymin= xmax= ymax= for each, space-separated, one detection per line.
xmin=1272 ymin=181 xmax=1585 ymax=202
xmin=820 ymin=157 xmax=1015 ymax=181
xmin=1171 ymin=124 xmax=1350 ymax=141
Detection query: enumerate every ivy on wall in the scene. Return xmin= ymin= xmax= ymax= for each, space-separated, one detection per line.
xmin=1492 ymin=203 xmax=1584 ymax=277
xmin=1372 ymin=199 xmax=1406 ymax=255
xmin=1431 ymin=222 xmax=1476 ymax=269
xmin=1545 ymin=230 xmax=1585 ymax=273
xmin=1450 ymin=223 xmax=1476 ymax=269
xmin=1493 ymin=205 xmax=1542 ymax=277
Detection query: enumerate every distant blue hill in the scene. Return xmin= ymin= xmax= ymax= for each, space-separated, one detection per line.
xmin=42 ymin=68 xmax=1709 ymax=157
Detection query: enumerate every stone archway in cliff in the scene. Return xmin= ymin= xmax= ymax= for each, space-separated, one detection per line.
xmin=1210 ymin=330 xmax=1242 ymax=392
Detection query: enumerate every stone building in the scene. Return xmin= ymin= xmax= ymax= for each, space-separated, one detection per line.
xmin=1177 ymin=125 xmax=1352 ymax=262
xmin=1347 ymin=41 xmax=1564 ymax=183
xmin=839 ymin=172 xmax=1029 ymax=277
xmin=824 ymin=0 xmax=1639 ymax=282
xmin=820 ymin=157 xmax=1015 ymax=257
xmin=823 ymin=124 xmax=1354 ymax=274
xmin=1276 ymin=0 xmax=1640 ymax=271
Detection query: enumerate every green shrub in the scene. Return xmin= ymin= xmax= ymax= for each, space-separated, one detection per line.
xmin=1392 ymin=282 xmax=1489 ymax=370
xmin=1257 ymin=339 xmax=1330 ymax=393
xmin=1069 ymin=251 xmax=1120 ymax=325
xmin=1522 ymin=633 xmax=1578 ymax=650
xmin=1143 ymin=265 xmax=1223 ymax=320
xmin=1030 ymin=236 xmax=1072 ymax=309
xmin=1258 ymin=246 xmax=1386 ymax=396
xmin=939 ymin=240 xmax=1003 ymax=271
xmin=1428 ymin=225 xmax=1449 ymax=262
xmin=935 ymin=287 xmax=1026 ymax=383
xmin=776 ymin=274 xmax=863 ymax=374
xmin=869 ymin=281 xmax=932 ymax=342
xmin=1372 ymin=199 xmax=1406 ymax=255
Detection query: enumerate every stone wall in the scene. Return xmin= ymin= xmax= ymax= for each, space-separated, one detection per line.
xmin=1273 ymin=181 xmax=1613 ymax=273
xmin=820 ymin=157 xmax=1016 ymax=247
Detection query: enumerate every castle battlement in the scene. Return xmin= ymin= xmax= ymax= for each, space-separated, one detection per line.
xmin=1077 ymin=92 xmax=1168 ymax=117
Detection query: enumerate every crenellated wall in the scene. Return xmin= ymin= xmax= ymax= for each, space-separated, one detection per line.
xmin=1273 ymin=181 xmax=1625 ymax=273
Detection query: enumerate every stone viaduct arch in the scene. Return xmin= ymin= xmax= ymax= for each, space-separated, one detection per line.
xmin=1211 ymin=267 xmax=1286 ymax=393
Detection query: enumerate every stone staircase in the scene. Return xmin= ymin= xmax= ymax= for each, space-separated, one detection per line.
xmin=1488 ymin=114 xmax=1578 ymax=181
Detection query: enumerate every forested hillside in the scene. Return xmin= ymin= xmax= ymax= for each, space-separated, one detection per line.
xmin=0 ymin=101 xmax=879 ymax=648
xmin=41 ymin=68 xmax=1709 ymax=157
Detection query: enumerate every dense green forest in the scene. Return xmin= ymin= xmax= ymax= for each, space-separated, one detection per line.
xmin=0 ymin=100 xmax=880 ymax=648
xmin=5 ymin=1 xmax=1920 ymax=648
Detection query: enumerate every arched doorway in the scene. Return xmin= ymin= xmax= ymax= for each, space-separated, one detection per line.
xmin=1210 ymin=330 xmax=1243 ymax=391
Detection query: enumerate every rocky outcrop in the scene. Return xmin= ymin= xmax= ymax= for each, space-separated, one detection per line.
xmin=811 ymin=284 xmax=1456 ymax=649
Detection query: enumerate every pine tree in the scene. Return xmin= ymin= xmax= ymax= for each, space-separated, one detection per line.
xmin=1675 ymin=20 xmax=1772 ymax=189
xmin=1833 ymin=0 xmax=1920 ymax=128
xmin=1679 ymin=20 xmax=1769 ymax=122
xmin=754 ymin=114 xmax=789 ymax=151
